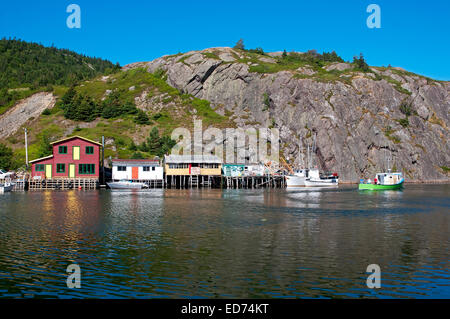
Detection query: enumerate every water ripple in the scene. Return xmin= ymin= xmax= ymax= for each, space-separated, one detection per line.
xmin=0 ymin=185 xmax=449 ymax=298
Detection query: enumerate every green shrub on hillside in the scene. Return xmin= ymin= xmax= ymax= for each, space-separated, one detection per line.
xmin=0 ymin=87 xmax=37 ymax=114
xmin=262 ymin=93 xmax=270 ymax=111
xmin=37 ymin=131 xmax=53 ymax=158
xmin=131 ymin=152 xmax=144 ymax=159
xmin=352 ymin=53 xmax=371 ymax=72
xmin=399 ymin=103 xmax=412 ymax=116
xmin=248 ymin=49 xmax=345 ymax=74
xmin=139 ymin=127 xmax=176 ymax=157
xmin=234 ymin=39 xmax=245 ymax=50
xmin=397 ymin=118 xmax=409 ymax=128
xmin=0 ymin=144 xmax=14 ymax=170
xmin=60 ymin=86 xmax=149 ymax=123
xmin=134 ymin=109 xmax=151 ymax=125
xmin=101 ymin=90 xmax=138 ymax=119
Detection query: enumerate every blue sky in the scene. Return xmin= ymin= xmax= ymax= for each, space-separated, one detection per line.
xmin=1 ymin=0 xmax=449 ymax=80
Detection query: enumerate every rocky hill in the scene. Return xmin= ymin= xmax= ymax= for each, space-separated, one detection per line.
xmin=1 ymin=45 xmax=449 ymax=182
xmin=125 ymin=47 xmax=449 ymax=182
xmin=0 ymin=92 xmax=55 ymax=139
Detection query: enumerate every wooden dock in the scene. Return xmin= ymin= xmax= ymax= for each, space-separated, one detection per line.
xmin=2 ymin=175 xmax=286 ymax=191
xmin=165 ymin=175 xmax=217 ymax=189
xmin=0 ymin=178 xmax=26 ymax=191
xmin=164 ymin=175 xmax=286 ymax=189
xmin=223 ymin=175 xmax=285 ymax=189
xmin=28 ymin=178 xmax=98 ymax=190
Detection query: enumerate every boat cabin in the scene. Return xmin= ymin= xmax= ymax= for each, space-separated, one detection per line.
xmin=375 ymin=172 xmax=403 ymax=185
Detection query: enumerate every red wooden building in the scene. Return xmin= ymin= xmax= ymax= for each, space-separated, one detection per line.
xmin=30 ymin=136 xmax=102 ymax=179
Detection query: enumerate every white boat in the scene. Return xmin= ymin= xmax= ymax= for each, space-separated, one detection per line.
xmin=107 ymin=180 xmax=149 ymax=189
xmin=0 ymin=182 xmax=14 ymax=193
xmin=304 ymin=168 xmax=339 ymax=187
xmin=286 ymin=169 xmax=308 ymax=187
xmin=286 ymin=134 xmax=339 ymax=188
xmin=301 ymin=133 xmax=339 ymax=187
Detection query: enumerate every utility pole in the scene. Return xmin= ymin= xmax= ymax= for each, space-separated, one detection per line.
xmin=101 ymin=136 xmax=105 ymax=185
xmin=24 ymin=128 xmax=28 ymax=168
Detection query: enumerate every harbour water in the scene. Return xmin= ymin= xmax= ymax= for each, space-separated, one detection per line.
xmin=0 ymin=185 xmax=448 ymax=298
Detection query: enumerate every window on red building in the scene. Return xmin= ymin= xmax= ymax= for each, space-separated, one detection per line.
xmin=57 ymin=164 xmax=65 ymax=173
xmin=79 ymin=164 xmax=95 ymax=174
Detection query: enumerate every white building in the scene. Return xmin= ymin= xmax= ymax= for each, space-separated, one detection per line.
xmin=244 ymin=164 xmax=267 ymax=176
xmin=112 ymin=159 xmax=163 ymax=181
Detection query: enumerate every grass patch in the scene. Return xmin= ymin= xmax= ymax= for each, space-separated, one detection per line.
xmin=440 ymin=166 xmax=450 ymax=173
xmin=384 ymin=126 xmax=401 ymax=144
xmin=202 ymin=52 xmax=220 ymax=60
xmin=262 ymin=93 xmax=270 ymax=111
xmin=396 ymin=118 xmax=409 ymax=128
xmin=177 ymin=54 xmax=193 ymax=65
xmin=429 ymin=112 xmax=445 ymax=127
xmin=375 ymin=74 xmax=412 ymax=95
xmin=189 ymin=99 xmax=226 ymax=126
xmin=164 ymin=52 xmax=183 ymax=59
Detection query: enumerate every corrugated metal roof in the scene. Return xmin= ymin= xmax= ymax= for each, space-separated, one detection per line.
xmin=29 ymin=155 xmax=54 ymax=163
xmin=223 ymin=163 xmax=262 ymax=166
xmin=164 ymin=154 xmax=222 ymax=164
xmin=112 ymin=159 xmax=160 ymax=166
xmin=112 ymin=159 xmax=159 ymax=163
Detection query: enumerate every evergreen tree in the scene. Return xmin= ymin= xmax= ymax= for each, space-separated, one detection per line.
xmin=159 ymin=135 xmax=176 ymax=157
xmin=353 ymin=53 xmax=370 ymax=72
xmin=75 ymin=94 xmax=99 ymax=122
xmin=134 ymin=109 xmax=150 ymax=125
xmin=0 ymin=38 xmax=119 ymax=89
xmin=128 ymin=141 xmax=138 ymax=151
xmin=234 ymin=39 xmax=245 ymax=50
xmin=100 ymin=90 xmax=138 ymax=119
xmin=131 ymin=152 xmax=144 ymax=159
xmin=61 ymin=86 xmax=77 ymax=120
xmin=0 ymin=143 xmax=13 ymax=170
xmin=37 ymin=132 xmax=52 ymax=158
xmin=62 ymin=86 xmax=76 ymax=105
xmin=147 ymin=127 xmax=161 ymax=154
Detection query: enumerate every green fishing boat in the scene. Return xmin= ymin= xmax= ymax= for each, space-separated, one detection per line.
xmin=359 ymin=171 xmax=404 ymax=190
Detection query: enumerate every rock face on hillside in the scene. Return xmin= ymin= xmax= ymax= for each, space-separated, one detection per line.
xmin=0 ymin=92 xmax=56 ymax=139
xmin=126 ymin=47 xmax=450 ymax=182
